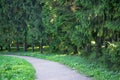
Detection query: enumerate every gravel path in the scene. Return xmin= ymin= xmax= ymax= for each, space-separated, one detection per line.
xmin=6 ymin=55 xmax=91 ymax=80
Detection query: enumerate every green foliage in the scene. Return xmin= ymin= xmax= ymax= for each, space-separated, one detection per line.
xmin=0 ymin=0 xmax=120 ymax=76
xmin=0 ymin=55 xmax=35 ymax=80
xmin=0 ymin=0 xmax=45 ymax=52
xmin=103 ymin=42 xmax=120 ymax=70
xmin=105 ymin=20 xmax=120 ymax=30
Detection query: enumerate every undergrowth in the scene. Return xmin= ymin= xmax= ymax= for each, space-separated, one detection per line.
xmin=0 ymin=55 xmax=35 ymax=80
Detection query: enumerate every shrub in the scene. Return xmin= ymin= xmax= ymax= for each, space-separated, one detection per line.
xmin=104 ymin=42 xmax=120 ymax=71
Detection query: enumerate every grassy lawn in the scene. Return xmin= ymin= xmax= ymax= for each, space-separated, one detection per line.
xmin=0 ymin=55 xmax=35 ymax=80
xmin=0 ymin=51 xmax=120 ymax=80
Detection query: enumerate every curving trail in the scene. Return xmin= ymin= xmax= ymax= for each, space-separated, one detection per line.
xmin=6 ymin=55 xmax=92 ymax=80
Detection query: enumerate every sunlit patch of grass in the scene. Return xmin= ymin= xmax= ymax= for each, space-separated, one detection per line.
xmin=0 ymin=56 xmax=35 ymax=80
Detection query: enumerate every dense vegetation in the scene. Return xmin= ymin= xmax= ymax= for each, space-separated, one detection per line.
xmin=0 ymin=55 xmax=35 ymax=80
xmin=0 ymin=0 xmax=120 ymax=79
xmin=40 ymin=0 xmax=120 ymax=71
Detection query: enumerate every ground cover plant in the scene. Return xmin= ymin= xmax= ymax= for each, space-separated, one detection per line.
xmin=0 ymin=55 xmax=35 ymax=80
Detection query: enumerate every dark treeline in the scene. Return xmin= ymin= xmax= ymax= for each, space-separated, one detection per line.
xmin=0 ymin=0 xmax=120 ymax=71
xmin=0 ymin=0 xmax=44 ymax=53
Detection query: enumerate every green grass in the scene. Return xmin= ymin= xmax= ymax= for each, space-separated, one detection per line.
xmin=0 ymin=55 xmax=35 ymax=80
xmin=0 ymin=52 xmax=120 ymax=80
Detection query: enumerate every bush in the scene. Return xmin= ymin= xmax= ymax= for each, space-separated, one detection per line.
xmin=104 ymin=42 xmax=120 ymax=71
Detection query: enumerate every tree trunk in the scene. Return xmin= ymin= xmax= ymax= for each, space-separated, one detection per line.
xmin=31 ymin=43 xmax=34 ymax=52
xmin=118 ymin=32 xmax=120 ymax=42
xmin=39 ymin=41 xmax=43 ymax=53
xmin=39 ymin=43 xmax=43 ymax=53
xmin=23 ymin=30 xmax=27 ymax=52
xmin=8 ymin=44 xmax=11 ymax=52
xmin=85 ymin=43 xmax=91 ymax=55
xmin=1 ymin=46 xmax=3 ymax=51
xmin=16 ymin=40 xmax=19 ymax=51
xmin=5 ymin=47 xmax=8 ymax=50
xmin=116 ymin=32 xmax=119 ymax=42
xmin=23 ymin=25 xmax=28 ymax=52
xmin=23 ymin=42 xmax=27 ymax=52
xmin=73 ymin=45 xmax=78 ymax=54
xmin=95 ymin=37 xmax=102 ymax=58
xmin=0 ymin=46 xmax=3 ymax=51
